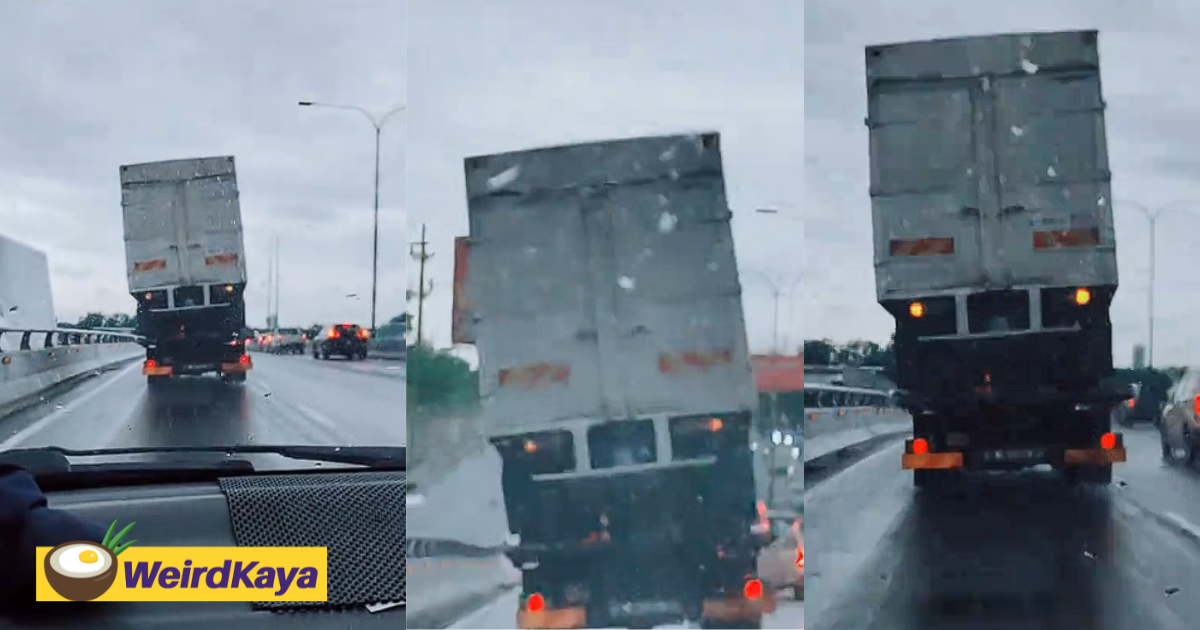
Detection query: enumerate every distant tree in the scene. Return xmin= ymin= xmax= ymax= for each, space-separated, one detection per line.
xmin=407 ymin=344 xmax=478 ymax=411
xmin=802 ymin=339 xmax=836 ymax=365
xmin=74 ymin=312 xmax=108 ymax=329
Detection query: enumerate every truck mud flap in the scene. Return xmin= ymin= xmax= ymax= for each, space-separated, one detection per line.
xmin=517 ymin=604 xmax=586 ymax=629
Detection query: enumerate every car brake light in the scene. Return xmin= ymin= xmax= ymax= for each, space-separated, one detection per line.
xmin=796 ymin=548 xmax=804 ymax=569
xmin=1193 ymin=394 xmax=1200 ymax=418
xmin=328 ymin=330 xmax=340 ymax=339
xmin=358 ymin=329 xmax=370 ymax=339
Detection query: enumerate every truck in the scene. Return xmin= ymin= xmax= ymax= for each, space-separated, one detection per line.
xmin=0 ymin=234 xmax=56 ymax=352
xmin=865 ymin=30 xmax=1129 ymax=488
xmin=453 ymin=133 xmax=775 ymax=629
xmin=120 ymin=156 xmax=252 ymax=384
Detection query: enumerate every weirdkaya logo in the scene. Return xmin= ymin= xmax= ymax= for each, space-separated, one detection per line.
xmin=36 ymin=522 xmax=328 ymax=603
xmin=43 ymin=519 xmax=138 ymax=601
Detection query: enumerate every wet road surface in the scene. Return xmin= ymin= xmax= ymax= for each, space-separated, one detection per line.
xmin=0 ymin=353 xmax=405 ymax=452
xmin=805 ymin=425 xmax=1198 ymax=630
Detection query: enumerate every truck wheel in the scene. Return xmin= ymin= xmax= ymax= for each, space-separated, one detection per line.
xmin=225 ymin=372 xmax=247 ymax=383
xmin=913 ymin=468 xmax=952 ymax=489
xmin=1064 ymin=464 xmax=1112 ymax=486
xmin=147 ymin=375 xmax=168 ymax=389
xmin=700 ymin=618 xmax=761 ymax=629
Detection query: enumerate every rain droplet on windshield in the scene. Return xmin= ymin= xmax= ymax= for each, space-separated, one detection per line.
xmin=1010 ymin=126 xmax=1025 ymax=138
xmin=659 ymin=145 xmax=678 ymax=162
xmin=617 ymin=276 xmax=636 ymax=291
xmin=487 ymin=165 xmax=521 ymax=191
xmin=1046 ymin=165 xmax=1057 ymax=178
xmin=657 ymin=211 xmax=678 ymax=234
xmin=1020 ymin=59 xmax=1040 ymax=74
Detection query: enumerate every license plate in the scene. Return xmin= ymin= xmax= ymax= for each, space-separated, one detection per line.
xmin=984 ymin=448 xmax=1045 ymax=463
xmin=609 ymin=600 xmax=682 ymax=617
xmin=181 ymin=364 xmax=212 ymax=372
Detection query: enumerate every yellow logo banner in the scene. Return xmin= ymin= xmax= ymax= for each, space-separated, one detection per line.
xmin=36 ymin=545 xmax=328 ymax=602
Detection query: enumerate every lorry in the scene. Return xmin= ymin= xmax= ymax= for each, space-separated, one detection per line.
xmin=0 ymin=234 xmax=56 ymax=352
xmin=865 ymin=30 xmax=1129 ymax=488
xmin=453 ymin=133 xmax=775 ymax=628
xmin=120 ymin=156 xmax=252 ymax=384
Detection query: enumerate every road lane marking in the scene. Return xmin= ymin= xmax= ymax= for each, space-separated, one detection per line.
xmin=1162 ymin=511 xmax=1200 ymax=544
xmin=0 ymin=361 xmax=140 ymax=449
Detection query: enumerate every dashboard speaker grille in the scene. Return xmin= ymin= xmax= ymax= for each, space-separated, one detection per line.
xmin=218 ymin=471 xmax=405 ymax=610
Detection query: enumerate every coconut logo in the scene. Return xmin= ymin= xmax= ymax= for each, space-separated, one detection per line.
xmin=44 ymin=520 xmax=137 ymax=601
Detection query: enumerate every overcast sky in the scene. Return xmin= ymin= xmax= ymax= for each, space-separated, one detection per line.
xmin=806 ymin=1 xmax=1200 ymax=367
xmin=407 ymin=0 xmax=804 ymax=361
xmin=0 ymin=1 xmax=406 ymax=328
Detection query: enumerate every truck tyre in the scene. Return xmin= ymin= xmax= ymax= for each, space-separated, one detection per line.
xmin=700 ymin=618 xmax=762 ymax=629
xmin=1064 ymin=464 xmax=1111 ymax=486
xmin=147 ymin=375 xmax=168 ymax=389
xmin=913 ymin=468 xmax=952 ymax=489
xmin=225 ymin=372 xmax=247 ymax=383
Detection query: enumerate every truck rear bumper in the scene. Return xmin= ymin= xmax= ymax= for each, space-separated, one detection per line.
xmin=515 ymin=593 xmax=775 ymax=629
xmin=901 ymin=435 xmax=1126 ymax=471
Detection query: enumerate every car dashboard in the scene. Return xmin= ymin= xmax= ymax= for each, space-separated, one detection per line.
xmin=0 ymin=465 xmax=404 ymax=630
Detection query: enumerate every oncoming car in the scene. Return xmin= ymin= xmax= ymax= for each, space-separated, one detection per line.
xmin=311 ymin=323 xmax=369 ymax=360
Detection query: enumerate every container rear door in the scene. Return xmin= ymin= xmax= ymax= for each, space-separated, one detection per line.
xmin=603 ymin=139 xmax=754 ymax=417
xmin=181 ymin=169 xmax=245 ymax=285
xmin=870 ymin=81 xmax=987 ymax=299
xmin=465 ymin=182 xmax=606 ymax=428
xmin=991 ymin=71 xmax=1116 ymax=288
xmin=123 ymin=177 xmax=185 ymax=291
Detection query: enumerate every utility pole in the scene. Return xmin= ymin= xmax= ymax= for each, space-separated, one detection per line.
xmin=273 ymin=236 xmax=281 ymax=329
xmin=408 ymin=224 xmax=434 ymax=345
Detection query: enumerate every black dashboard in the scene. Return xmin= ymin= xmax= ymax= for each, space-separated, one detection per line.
xmin=0 ymin=462 xmax=404 ymax=630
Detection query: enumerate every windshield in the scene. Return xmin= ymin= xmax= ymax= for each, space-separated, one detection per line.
xmin=807 ymin=5 xmax=1197 ymax=630
xmin=0 ymin=4 xmax=406 ymax=474
xmin=405 ymin=2 xmax=802 ymax=629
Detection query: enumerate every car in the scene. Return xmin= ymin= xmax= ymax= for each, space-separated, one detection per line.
xmin=268 ymin=328 xmax=307 ymax=355
xmin=1116 ymin=382 xmax=1163 ymax=427
xmin=311 ymin=323 xmax=369 ymax=360
xmin=758 ymin=512 xmax=803 ymax=600
xmin=1160 ymin=368 xmax=1200 ymax=464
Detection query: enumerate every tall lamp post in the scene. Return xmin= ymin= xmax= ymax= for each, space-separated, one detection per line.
xmin=298 ymin=101 xmax=406 ymax=332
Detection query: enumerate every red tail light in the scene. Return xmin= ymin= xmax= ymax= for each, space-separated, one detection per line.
xmin=796 ymin=548 xmax=804 ymax=569
xmin=239 ymin=354 xmax=250 ymax=365
xmin=526 ymin=592 xmax=546 ymax=612
xmin=1193 ymin=394 xmax=1200 ymax=418
xmin=911 ymin=438 xmax=930 ymax=454
xmin=358 ymin=329 xmax=370 ymax=339
xmin=328 ymin=330 xmax=340 ymax=339
xmin=145 ymin=359 xmax=157 ymax=369
xmin=743 ymin=578 xmax=764 ymax=600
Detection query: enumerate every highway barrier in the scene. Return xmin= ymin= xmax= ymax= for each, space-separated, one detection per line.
xmin=803 ymin=382 xmax=911 ymax=463
xmin=0 ymin=327 xmax=144 ymax=416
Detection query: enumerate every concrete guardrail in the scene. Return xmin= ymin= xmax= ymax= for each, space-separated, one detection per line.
xmin=803 ymin=405 xmax=912 ymax=463
xmin=0 ymin=327 xmax=145 ymax=416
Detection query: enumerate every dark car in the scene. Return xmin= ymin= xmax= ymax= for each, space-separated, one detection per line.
xmin=311 ymin=323 xmax=369 ymax=360
xmin=1118 ymin=382 xmax=1164 ymax=426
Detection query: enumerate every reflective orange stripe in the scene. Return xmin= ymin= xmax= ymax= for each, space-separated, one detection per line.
xmin=1033 ymin=228 xmax=1099 ymax=249
xmin=205 ymin=253 xmax=240 ymax=266
xmin=658 ymin=349 xmax=733 ymax=375
xmin=1064 ymin=447 xmax=1126 ymax=464
xmin=517 ymin=607 xmax=586 ymax=629
xmin=133 ymin=259 xmax=167 ymax=272
xmin=889 ymin=237 xmax=955 ymax=256
xmin=498 ymin=362 xmax=571 ymax=390
xmin=901 ymin=452 xmax=963 ymax=469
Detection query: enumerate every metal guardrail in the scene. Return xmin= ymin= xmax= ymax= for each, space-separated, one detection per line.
xmin=0 ymin=327 xmax=143 ymax=352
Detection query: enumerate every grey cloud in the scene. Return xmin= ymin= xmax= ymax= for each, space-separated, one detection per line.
xmin=0 ymin=0 xmax=405 ymax=325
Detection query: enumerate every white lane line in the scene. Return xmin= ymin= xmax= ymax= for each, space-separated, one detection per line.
xmin=1162 ymin=511 xmax=1200 ymax=543
xmin=0 ymin=361 xmax=140 ymax=449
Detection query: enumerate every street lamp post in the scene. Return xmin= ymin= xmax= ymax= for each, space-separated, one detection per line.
xmin=750 ymin=207 xmax=802 ymax=354
xmin=1119 ymin=199 xmax=1200 ymax=368
xmin=298 ymin=101 xmax=406 ymax=332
